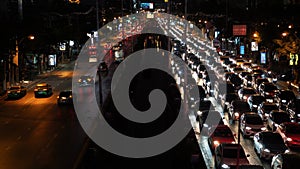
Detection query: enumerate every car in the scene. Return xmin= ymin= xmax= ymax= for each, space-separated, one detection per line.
xmin=258 ymin=82 xmax=279 ymax=102
xmin=247 ymin=94 xmax=265 ymax=111
xmin=253 ymin=78 xmax=269 ymax=91
xmin=57 ymin=90 xmax=73 ymax=105
xmin=197 ymin=85 xmax=207 ymax=101
xmin=267 ymin=110 xmax=291 ymax=131
xmin=252 ymin=73 xmax=264 ymax=89
xmin=98 ymin=61 xmax=108 ymax=73
xmin=235 ymin=59 xmax=245 ymax=66
xmin=77 ymin=75 xmax=94 ymax=87
xmin=197 ymin=110 xmax=225 ymax=135
xmin=232 ymin=67 xmax=244 ymax=74
xmin=214 ymin=143 xmax=250 ymax=169
xmin=207 ymin=125 xmax=236 ymax=152
xmin=243 ymin=74 xmax=253 ymax=87
xmin=34 ymin=83 xmax=52 ymax=98
xmin=214 ymin=81 xmax=235 ymax=102
xmin=251 ymin=68 xmax=265 ymax=75
xmin=227 ymin=74 xmax=243 ymax=90
xmin=271 ymin=152 xmax=300 ymax=169
xmin=275 ymin=122 xmax=300 ymax=150
xmin=228 ymin=100 xmax=251 ymax=121
xmin=222 ymin=72 xmax=235 ymax=81
xmin=7 ymin=85 xmax=27 ymax=99
xmin=240 ymin=112 xmax=266 ymax=138
xmin=257 ymin=102 xmax=279 ymax=122
xmin=278 ymin=70 xmax=294 ymax=82
xmin=286 ymin=99 xmax=300 ymax=123
xmin=238 ymin=87 xmax=257 ymax=101
xmin=253 ymin=131 xmax=289 ymax=160
xmin=264 ymin=71 xmax=278 ymax=84
xmin=221 ymin=93 xmax=239 ymax=112
xmin=241 ymin=62 xmax=252 ymax=70
xmin=239 ymin=71 xmax=251 ymax=79
xmin=274 ymin=89 xmax=296 ymax=110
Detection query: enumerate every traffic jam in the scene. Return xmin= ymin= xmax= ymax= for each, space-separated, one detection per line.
xmin=169 ymin=37 xmax=300 ymax=169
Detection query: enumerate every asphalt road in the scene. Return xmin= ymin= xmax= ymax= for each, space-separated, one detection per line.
xmin=0 ymin=62 xmax=88 ymax=169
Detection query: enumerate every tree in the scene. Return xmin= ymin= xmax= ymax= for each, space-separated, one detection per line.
xmin=273 ymin=33 xmax=300 ymax=60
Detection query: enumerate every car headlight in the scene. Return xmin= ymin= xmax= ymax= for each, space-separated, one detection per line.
xmin=287 ymin=137 xmax=293 ymax=142
xmin=221 ymin=164 xmax=230 ymax=169
xmin=282 ymin=100 xmax=287 ymax=103
xmin=253 ymin=105 xmax=258 ymax=108
xmin=297 ymin=114 xmax=300 ymax=117
xmin=264 ymin=149 xmax=270 ymax=153
xmin=285 ymin=149 xmax=290 ymax=153
xmin=234 ymin=112 xmax=239 ymax=117
xmin=246 ymin=127 xmax=252 ymax=130
xmin=243 ymin=96 xmax=247 ymax=100
xmin=203 ymin=123 xmax=208 ymax=128
xmin=275 ymin=124 xmax=279 ymax=127
xmin=265 ymin=92 xmax=270 ymax=95
xmin=17 ymin=91 xmax=20 ymax=93
xmin=213 ymin=140 xmax=220 ymax=147
xmin=7 ymin=91 xmax=11 ymax=93
xmin=248 ymin=81 xmax=252 ymax=84
xmin=261 ymin=127 xmax=267 ymax=131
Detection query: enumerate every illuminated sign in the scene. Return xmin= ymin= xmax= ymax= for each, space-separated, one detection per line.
xmin=289 ymin=53 xmax=298 ymax=65
xmin=260 ymin=52 xmax=266 ymax=64
xmin=233 ymin=25 xmax=247 ymax=36
xmin=141 ymin=3 xmax=154 ymax=10
xmin=48 ymin=54 xmax=56 ymax=66
xmin=251 ymin=41 xmax=258 ymax=51
xmin=240 ymin=45 xmax=245 ymax=55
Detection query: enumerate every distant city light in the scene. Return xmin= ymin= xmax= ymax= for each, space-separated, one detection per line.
xmin=69 ymin=0 xmax=80 ymax=4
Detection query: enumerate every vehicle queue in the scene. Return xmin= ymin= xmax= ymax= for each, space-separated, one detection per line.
xmin=171 ymin=38 xmax=300 ymax=169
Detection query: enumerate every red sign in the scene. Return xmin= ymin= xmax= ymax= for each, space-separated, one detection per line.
xmin=233 ymin=25 xmax=247 ymax=36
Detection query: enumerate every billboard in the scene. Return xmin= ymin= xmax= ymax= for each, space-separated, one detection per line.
xmin=251 ymin=41 xmax=258 ymax=51
xmin=260 ymin=52 xmax=266 ymax=64
xmin=48 ymin=54 xmax=56 ymax=66
xmin=240 ymin=45 xmax=245 ymax=55
xmin=141 ymin=3 xmax=154 ymax=10
xmin=233 ymin=25 xmax=247 ymax=36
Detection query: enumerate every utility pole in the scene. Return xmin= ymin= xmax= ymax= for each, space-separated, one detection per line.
xmin=96 ymin=0 xmax=99 ymax=31
xmin=18 ymin=0 xmax=23 ymax=22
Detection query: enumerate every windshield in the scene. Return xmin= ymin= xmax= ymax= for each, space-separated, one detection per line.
xmin=252 ymin=96 xmax=265 ymax=104
xmin=60 ymin=91 xmax=72 ymax=97
xmin=263 ymin=105 xmax=278 ymax=112
xmin=10 ymin=86 xmax=21 ymax=90
xmin=263 ymin=133 xmax=285 ymax=144
xmin=214 ymin=128 xmax=233 ymax=137
xmin=273 ymin=113 xmax=290 ymax=124
xmin=264 ymin=85 xmax=278 ymax=91
xmin=246 ymin=115 xmax=263 ymax=125
xmin=223 ymin=147 xmax=246 ymax=158
xmin=286 ymin=125 xmax=300 ymax=134
xmin=243 ymin=89 xmax=256 ymax=94
xmin=279 ymin=91 xmax=295 ymax=99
